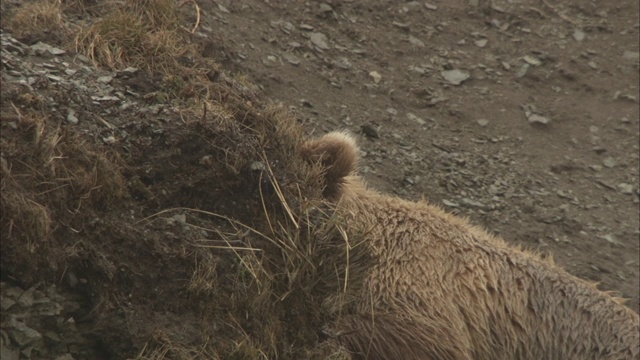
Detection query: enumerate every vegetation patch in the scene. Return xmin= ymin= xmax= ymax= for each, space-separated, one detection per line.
xmin=0 ymin=1 xmax=371 ymax=358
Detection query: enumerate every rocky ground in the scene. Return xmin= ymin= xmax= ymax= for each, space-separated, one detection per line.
xmin=0 ymin=0 xmax=638 ymax=359
xmin=198 ymin=0 xmax=639 ymax=305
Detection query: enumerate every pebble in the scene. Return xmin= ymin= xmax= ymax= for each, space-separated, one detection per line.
xmin=618 ymin=183 xmax=634 ymax=194
xmin=7 ymin=316 xmax=42 ymax=347
xmin=461 ymin=198 xmax=485 ymax=208
xmin=516 ymin=63 xmax=530 ymax=77
xmin=282 ymin=52 xmax=301 ymax=65
xmin=369 ymin=71 xmax=382 ymax=83
xmin=319 ymin=4 xmax=333 ymax=13
xmin=602 ymin=157 xmax=617 ymax=168
xmin=407 ymin=113 xmax=426 ymax=125
xmin=334 ymin=57 xmax=352 ymax=70
xmin=623 ymin=51 xmax=639 ymax=60
xmin=474 ymin=39 xmax=488 ymax=48
xmin=527 ymin=114 xmax=551 ymax=125
xmin=601 ymin=234 xmax=620 ymax=245
xmin=442 ymin=199 xmax=459 ymax=207
xmin=477 ymin=119 xmax=489 ymax=127
xmin=67 ymin=110 xmax=79 ymax=125
xmin=441 ymin=69 xmax=470 ymax=85
xmin=97 ymin=76 xmax=113 ymax=84
xmin=408 ymin=35 xmax=425 ymax=48
xmin=361 ymin=124 xmax=379 ymax=138
xmin=309 ymin=32 xmax=330 ymax=50
xmin=31 ymin=42 xmax=66 ymax=56
xmin=573 ymin=29 xmax=585 ymax=42
xmin=523 ymin=55 xmax=542 ymax=66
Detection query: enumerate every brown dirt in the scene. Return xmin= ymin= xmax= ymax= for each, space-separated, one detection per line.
xmin=0 ymin=0 xmax=638 ymax=359
xmin=197 ymin=0 xmax=639 ymax=308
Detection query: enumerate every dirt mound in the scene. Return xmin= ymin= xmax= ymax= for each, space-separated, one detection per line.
xmin=0 ymin=1 xmax=371 ymax=358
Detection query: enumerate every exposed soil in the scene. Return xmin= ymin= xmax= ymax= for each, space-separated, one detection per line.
xmin=0 ymin=0 xmax=638 ymax=359
xmin=199 ymin=0 xmax=639 ymax=307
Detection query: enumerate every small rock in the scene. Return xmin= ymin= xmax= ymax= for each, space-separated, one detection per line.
xmin=516 ymin=63 xmax=530 ymax=77
xmin=92 ymin=96 xmax=120 ymax=102
xmin=282 ymin=53 xmax=301 ymax=65
xmin=601 ymin=234 xmax=620 ymax=245
xmin=16 ymin=287 xmax=36 ymax=308
xmin=31 ymin=42 xmax=66 ymax=56
xmin=407 ymin=113 xmax=426 ymax=125
xmin=333 ymin=57 xmax=352 ymax=70
xmin=45 ymin=74 xmax=63 ymax=82
xmin=408 ymin=35 xmax=425 ymax=47
xmin=0 ymin=345 xmax=19 ymax=360
xmin=442 ymin=199 xmax=459 ymax=207
xmin=102 ymin=136 xmax=116 ymax=144
xmin=75 ymin=54 xmax=90 ymax=63
xmin=523 ymin=55 xmax=542 ymax=66
xmin=369 ymin=71 xmax=382 ymax=83
xmin=618 ymin=183 xmax=634 ymax=194
xmin=461 ymin=198 xmax=485 ymax=208
xmin=572 ymin=29 xmax=585 ymax=42
xmin=623 ymin=51 xmax=639 ymax=60
xmin=309 ymin=32 xmax=330 ymax=50
xmin=474 ymin=39 xmax=488 ymax=47
xmin=319 ymin=3 xmax=333 ymax=13
xmin=392 ymin=22 xmax=410 ymax=30
xmin=7 ymin=316 xmax=42 ymax=347
xmin=116 ymin=67 xmax=139 ymax=77
xmin=441 ymin=69 xmax=470 ymax=85
xmin=587 ymin=61 xmax=598 ymax=69
xmin=527 ymin=114 xmax=550 ymax=125
xmin=361 ymin=124 xmax=379 ymax=139
xmin=1 ymin=298 xmax=16 ymax=311
xmin=97 ymin=76 xmax=113 ymax=84
xmin=32 ymin=300 xmax=63 ymax=316
xmin=250 ymin=161 xmax=266 ymax=171
xmin=66 ymin=109 xmax=79 ymax=125
xmin=477 ymin=119 xmax=489 ymax=127
xmin=262 ymin=55 xmax=280 ymax=67
xmin=425 ymin=3 xmax=438 ymax=10
xmin=602 ymin=157 xmax=617 ymax=168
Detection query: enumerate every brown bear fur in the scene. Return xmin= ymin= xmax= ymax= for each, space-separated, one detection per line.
xmin=302 ymin=131 xmax=640 ymax=360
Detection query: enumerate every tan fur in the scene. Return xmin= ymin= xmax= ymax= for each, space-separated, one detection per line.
xmin=304 ymin=131 xmax=640 ymax=360
xmin=300 ymin=131 xmax=359 ymax=199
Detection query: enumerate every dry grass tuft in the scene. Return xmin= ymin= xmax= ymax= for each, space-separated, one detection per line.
xmin=70 ymin=0 xmax=212 ymax=103
xmin=0 ymin=106 xmax=126 ymax=282
xmin=73 ymin=0 xmax=194 ymax=70
xmin=124 ymin=102 xmax=372 ymax=358
xmin=4 ymin=0 xmax=66 ymax=39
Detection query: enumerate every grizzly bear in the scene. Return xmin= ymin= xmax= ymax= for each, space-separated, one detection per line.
xmin=302 ymin=131 xmax=640 ymax=360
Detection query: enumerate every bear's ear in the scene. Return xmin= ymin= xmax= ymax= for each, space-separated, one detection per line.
xmin=301 ymin=131 xmax=359 ymax=199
